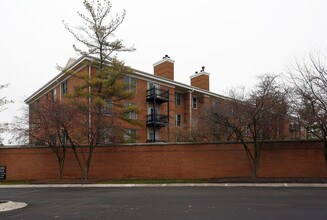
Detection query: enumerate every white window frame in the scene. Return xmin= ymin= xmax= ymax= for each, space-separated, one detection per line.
xmin=52 ymin=88 xmax=56 ymax=102
xmin=124 ymin=102 xmax=137 ymax=120
xmin=175 ymin=92 xmax=182 ymax=105
xmin=102 ymin=99 xmax=114 ymax=115
xmin=192 ymin=97 xmax=197 ymax=109
xmin=175 ymin=114 xmax=181 ymax=127
xmin=124 ymin=76 xmax=137 ymax=93
xmin=61 ymin=80 xmax=68 ymax=95
xmin=124 ymin=129 xmax=137 ymax=143
xmin=148 ymin=128 xmax=160 ymax=141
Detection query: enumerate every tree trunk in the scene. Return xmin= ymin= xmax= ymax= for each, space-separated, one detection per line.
xmin=57 ymin=156 xmax=65 ymax=180
xmin=71 ymin=146 xmax=85 ymax=180
xmin=252 ymin=141 xmax=262 ymax=178
xmin=83 ymin=146 xmax=94 ymax=180
xmin=241 ymin=142 xmax=257 ymax=178
xmin=251 ymin=168 xmax=257 ymax=178
xmin=252 ymin=159 xmax=259 ymax=178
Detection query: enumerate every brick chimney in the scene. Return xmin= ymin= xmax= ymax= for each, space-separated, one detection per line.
xmin=190 ymin=66 xmax=210 ymax=90
xmin=153 ymin=55 xmax=175 ymax=80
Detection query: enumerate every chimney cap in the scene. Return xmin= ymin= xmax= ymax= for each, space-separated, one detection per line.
xmin=153 ymin=55 xmax=175 ymax=67
xmin=190 ymin=68 xmax=210 ymax=79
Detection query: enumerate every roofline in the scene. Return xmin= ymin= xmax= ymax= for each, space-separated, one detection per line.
xmin=131 ymin=69 xmax=232 ymax=101
xmin=190 ymin=71 xmax=210 ymax=79
xmin=25 ymin=55 xmax=233 ymax=104
xmin=24 ymin=55 xmax=95 ymax=104
xmin=153 ymin=57 xmax=175 ymax=67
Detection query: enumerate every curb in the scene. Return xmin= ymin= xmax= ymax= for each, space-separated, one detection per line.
xmin=1 ymin=183 xmax=327 ymax=188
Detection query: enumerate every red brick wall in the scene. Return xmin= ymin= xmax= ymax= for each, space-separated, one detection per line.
xmin=154 ymin=61 xmax=174 ymax=80
xmin=0 ymin=140 xmax=326 ymax=181
xmin=191 ymin=74 xmax=209 ymax=90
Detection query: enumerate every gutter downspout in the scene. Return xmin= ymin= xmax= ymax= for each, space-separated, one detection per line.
xmin=88 ymin=64 xmax=92 ymax=141
xmin=55 ymin=77 xmax=62 ymax=103
xmin=189 ymin=87 xmax=194 ymax=139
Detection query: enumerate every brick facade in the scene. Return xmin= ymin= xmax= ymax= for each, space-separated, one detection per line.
xmin=25 ymin=55 xmax=298 ymax=144
xmin=0 ymin=141 xmax=326 ymax=181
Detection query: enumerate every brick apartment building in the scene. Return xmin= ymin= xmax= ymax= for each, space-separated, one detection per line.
xmin=25 ymin=55 xmax=302 ymax=143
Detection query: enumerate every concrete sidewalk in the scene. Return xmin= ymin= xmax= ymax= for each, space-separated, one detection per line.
xmin=1 ymin=183 xmax=327 ymax=188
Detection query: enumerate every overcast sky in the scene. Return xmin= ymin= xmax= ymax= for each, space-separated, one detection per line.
xmin=1 ymin=0 xmax=327 ymax=144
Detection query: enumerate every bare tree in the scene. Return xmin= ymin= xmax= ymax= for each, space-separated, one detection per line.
xmin=63 ymin=0 xmax=137 ymax=180
xmin=0 ymin=83 xmax=13 ymax=145
xmin=11 ymin=100 xmax=80 ymax=179
xmin=202 ymin=74 xmax=287 ymax=177
xmin=9 ymin=106 xmax=29 ymax=146
xmin=63 ymin=0 xmax=135 ymax=67
xmin=287 ymin=52 xmax=327 ymax=167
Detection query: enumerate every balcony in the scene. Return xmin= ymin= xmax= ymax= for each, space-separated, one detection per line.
xmin=147 ymin=139 xmax=164 ymax=143
xmin=146 ymin=87 xmax=169 ymax=104
xmin=146 ymin=114 xmax=169 ymax=127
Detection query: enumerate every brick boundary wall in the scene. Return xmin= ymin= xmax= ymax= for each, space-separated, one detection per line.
xmin=0 ymin=140 xmax=326 ymax=181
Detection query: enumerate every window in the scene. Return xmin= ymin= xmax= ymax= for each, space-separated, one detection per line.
xmin=60 ymin=131 xmax=68 ymax=145
xmin=148 ymin=82 xmax=159 ymax=96
xmin=149 ymin=132 xmax=155 ymax=142
xmin=97 ymin=128 xmax=112 ymax=145
xmin=150 ymin=107 xmax=159 ymax=115
xmin=175 ymin=92 xmax=182 ymax=105
xmin=149 ymin=82 xmax=159 ymax=89
xmin=192 ymin=97 xmax=197 ymax=109
xmin=124 ymin=76 xmax=137 ymax=92
xmin=148 ymin=130 xmax=160 ymax=142
xmin=124 ymin=102 xmax=137 ymax=120
xmin=52 ymin=88 xmax=56 ymax=102
xmin=102 ymin=99 xmax=114 ymax=115
xmin=175 ymin=114 xmax=181 ymax=127
xmin=123 ymin=129 xmax=137 ymax=143
xmin=61 ymin=80 xmax=68 ymax=95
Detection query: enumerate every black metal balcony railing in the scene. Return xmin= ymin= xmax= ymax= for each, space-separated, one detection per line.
xmin=147 ymin=138 xmax=164 ymax=143
xmin=146 ymin=114 xmax=169 ymax=127
xmin=146 ymin=87 xmax=169 ymax=103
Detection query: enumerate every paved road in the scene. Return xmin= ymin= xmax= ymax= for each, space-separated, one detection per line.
xmin=0 ymin=187 xmax=326 ymax=219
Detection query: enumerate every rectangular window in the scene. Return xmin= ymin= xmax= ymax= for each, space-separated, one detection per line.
xmin=148 ymin=131 xmax=160 ymax=142
xmin=148 ymin=82 xmax=159 ymax=96
xmin=60 ymin=131 xmax=68 ymax=145
xmin=149 ymin=82 xmax=159 ymax=89
xmin=192 ymin=97 xmax=197 ymax=109
xmin=97 ymin=128 xmax=112 ymax=145
xmin=175 ymin=114 xmax=181 ymax=127
xmin=149 ymin=132 xmax=155 ymax=142
xmin=124 ymin=76 xmax=137 ymax=92
xmin=61 ymin=80 xmax=68 ymax=95
xmin=150 ymin=107 xmax=159 ymax=115
xmin=175 ymin=92 xmax=182 ymax=105
xmin=102 ymin=99 xmax=114 ymax=115
xmin=123 ymin=129 xmax=137 ymax=143
xmin=52 ymin=88 xmax=56 ymax=102
xmin=124 ymin=102 xmax=137 ymax=120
